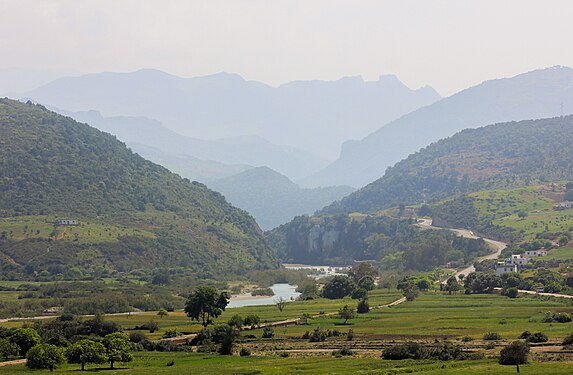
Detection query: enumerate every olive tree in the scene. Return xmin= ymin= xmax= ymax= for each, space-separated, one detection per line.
xmin=185 ymin=286 xmax=230 ymax=327
xmin=103 ymin=332 xmax=133 ymax=369
xmin=499 ymin=341 xmax=529 ymax=373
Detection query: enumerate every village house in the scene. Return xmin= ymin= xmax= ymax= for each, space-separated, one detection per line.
xmin=55 ymin=219 xmax=78 ymax=226
xmin=553 ymin=201 xmax=573 ymax=210
xmin=496 ymin=262 xmax=518 ymax=275
xmin=507 ymin=254 xmax=530 ymax=267
xmin=524 ymin=249 xmax=548 ymax=257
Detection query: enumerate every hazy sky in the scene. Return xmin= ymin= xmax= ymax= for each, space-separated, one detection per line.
xmin=2 ymin=0 xmax=573 ymax=96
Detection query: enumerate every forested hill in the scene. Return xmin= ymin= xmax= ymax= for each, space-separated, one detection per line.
xmin=0 ymin=99 xmax=276 ymax=278
xmin=322 ymin=116 xmax=573 ymax=215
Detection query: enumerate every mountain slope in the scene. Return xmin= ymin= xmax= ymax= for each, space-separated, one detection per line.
xmin=322 ymin=116 xmax=573 ymax=215
xmin=305 ymin=66 xmax=573 ymax=187
xmin=58 ymin=110 xmax=325 ymax=181
xmin=208 ymin=167 xmax=354 ymax=230
xmin=21 ymin=69 xmax=440 ymax=159
xmin=0 ymin=99 xmax=276 ymax=279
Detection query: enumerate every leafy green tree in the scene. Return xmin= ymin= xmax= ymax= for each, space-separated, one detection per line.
xmin=358 ymin=275 xmax=376 ymax=291
xmin=445 ymin=276 xmax=460 ymax=295
xmin=499 ymin=341 xmax=529 ymax=373
xmin=185 ymin=286 xmax=230 ymax=327
xmin=157 ymin=308 xmax=168 ymax=319
xmin=66 ymin=339 xmax=107 ymax=371
xmin=339 ymin=305 xmax=355 ymax=324
xmin=0 ymin=338 xmax=19 ymax=361
xmin=10 ymin=328 xmax=41 ymax=357
xmin=351 ymin=288 xmax=368 ymax=300
xmin=26 ymin=344 xmax=65 ymax=372
xmin=403 ymin=284 xmax=420 ymax=301
xmin=322 ymin=276 xmax=355 ymax=299
xmin=348 ymin=262 xmax=378 ymax=284
xmin=103 ymin=332 xmax=133 ymax=369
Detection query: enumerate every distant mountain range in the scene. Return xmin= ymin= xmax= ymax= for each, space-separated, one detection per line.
xmin=20 ymin=69 xmax=440 ymax=160
xmin=0 ymin=99 xmax=276 ymax=279
xmin=304 ymin=66 xmax=573 ymax=187
xmin=60 ymin=110 xmax=326 ymax=181
xmin=208 ymin=167 xmax=354 ymax=230
xmin=322 ymin=115 xmax=573 ymax=214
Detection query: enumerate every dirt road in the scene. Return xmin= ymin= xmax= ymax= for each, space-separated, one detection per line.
xmin=416 ymin=218 xmax=507 ymax=279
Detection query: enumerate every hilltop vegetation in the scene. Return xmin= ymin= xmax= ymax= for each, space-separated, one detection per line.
xmin=0 ymin=99 xmax=276 ymax=280
xmin=267 ymin=214 xmax=489 ymax=268
xmin=323 ymin=116 xmax=573 ymax=215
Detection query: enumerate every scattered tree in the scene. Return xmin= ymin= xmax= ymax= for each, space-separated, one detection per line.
xmin=351 ymin=287 xmax=368 ymax=300
xmin=275 ymin=296 xmax=287 ymax=312
xmin=26 ymin=344 xmax=65 ymax=372
xmin=339 ymin=305 xmax=355 ymax=324
xmin=499 ymin=341 xmax=529 ymax=373
xmin=66 ymin=339 xmax=107 ymax=371
xmin=358 ymin=275 xmax=376 ymax=291
xmin=322 ymin=275 xmax=355 ymax=299
xmin=348 ymin=262 xmax=378 ymax=284
xmin=103 ymin=332 xmax=133 ymax=369
xmin=157 ymin=308 xmax=168 ymax=319
xmin=243 ymin=314 xmax=260 ymax=328
xmin=228 ymin=314 xmax=244 ymax=330
xmin=185 ymin=286 xmax=230 ymax=327
xmin=445 ymin=277 xmax=460 ymax=295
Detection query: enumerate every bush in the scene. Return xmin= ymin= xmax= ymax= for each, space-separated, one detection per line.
xmin=129 ymin=332 xmax=148 ymax=343
xmin=503 ymin=287 xmax=519 ymax=298
xmin=262 ymin=327 xmax=274 ymax=339
xmin=332 ymin=347 xmax=353 ymax=356
xmin=382 ymin=342 xmax=425 ymax=360
xmin=308 ymin=328 xmax=327 ymax=342
xmin=162 ymin=329 xmax=180 ymax=339
xmin=279 ymin=351 xmax=289 ymax=358
xmin=357 ymin=298 xmax=370 ymax=314
xmin=243 ymin=315 xmax=260 ymax=328
xmin=351 ymin=288 xmax=368 ymax=300
xmin=10 ymin=328 xmax=41 ymax=357
xmin=483 ymin=332 xmax=502 ymax=340
xmin=239 ymin=347 xmax=251 ymax=356
xmin=251 ymin=288 xmax=274 ymax=296
xmin=562 ymin=332 xmax=573 ymax=346
xmin=543 ymin=312 xmax=572 ymax=323
xmin=461 ymin=336 xmax=473 ymax=342
xmin=521 ymin=331 xmax=548 ymax=343
xmin=346 ymin=329 xmax=354 ymax=341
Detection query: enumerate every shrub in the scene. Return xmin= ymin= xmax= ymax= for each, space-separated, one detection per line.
xmin=483 ymin=332 xmax=502 ymax=340
xmin=382 ymin=342 xmax=425 ymax=360
xmin=357 ymin=298 xmax=370 ymax=314
xmin=262 ymin=327 xmax=274 ymax=339
xmin=503 ymin=288 xmax=519 ymax=298
xmin=239 ymin=347 xmax=251 ymax=356
xmin=129 ymin=332 xmax=148 ymax=343
xmin=461 ymin=336 xmax=473 ymax=342
xmin=351 ymin=288 xmax=368 ymax=300
xmin=554 ymin=313 xmax=572 ymax=323
xmin=162 ymin=329 xmax=180 ymax=339
xmin=279 ymin=351 xmax=289 ymax=358
xmin=332 ymin=347 xmax=353 ymax=356
xmin=562 ymin=332 xmax=573 ymax=346
xmin=346 ymin=329 xmax=354 ymax=341
xmin=525 ymin=332 xmax=548 ymax=343
xmin=308 ymin=328 xmax=327 ymax=342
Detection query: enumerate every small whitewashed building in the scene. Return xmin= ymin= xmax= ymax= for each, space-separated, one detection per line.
xmin=507 ymin=254 xmax=530 ymax=267
xmin=496 ymin=263 xmax=518 ymax=275
xmin=524 ymin=250 xmax=548 ymax=257
xmin=56 ymin=219 xmax=78 ymax=226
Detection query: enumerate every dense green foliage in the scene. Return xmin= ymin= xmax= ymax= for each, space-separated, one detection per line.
xmin=0 ymin=99 xmax=276 ymax=279
xmin=184 ymin=286 xmax=230 ymax=327
xmin=322 ymin=116 xmax=573 ymax=215
xmin=268 ymin=214 xmax=490 ymax=269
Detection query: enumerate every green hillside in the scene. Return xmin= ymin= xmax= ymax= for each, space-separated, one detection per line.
xmin=0 ymin=99 xmax=276 ymax=279
xmin=322 ymin=116 xmax=573 ymax=215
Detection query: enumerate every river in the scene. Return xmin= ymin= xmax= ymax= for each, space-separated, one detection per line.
xmin=227 ymin=283 xmax=300 ymax=308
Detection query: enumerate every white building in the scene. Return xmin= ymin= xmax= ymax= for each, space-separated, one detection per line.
xmin=524 ymin=250 xmax=547 ymax=257
xmin=507 ymin=254 xmax=530 ymax=267
xmin=496 ymin=263 xmax=518 ymax=275
xmin=56 ymin=219 xmax=78 ymax=226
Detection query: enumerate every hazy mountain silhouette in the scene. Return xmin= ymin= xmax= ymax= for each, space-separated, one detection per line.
xmin=303 ymin=66 xmax=573 ymax=188
xmin=208 ymin=167 xmax=354 ymax=230
xmin=21 ymin=69 xmax=440 ymax=159
xmin=60 ymin=110 xmax=326 ymax=180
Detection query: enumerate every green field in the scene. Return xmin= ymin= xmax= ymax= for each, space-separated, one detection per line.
xmin=544 ymin=246 xmax=573 ymax=261
xmin=0 ymin=352 xmax=572 ymax=374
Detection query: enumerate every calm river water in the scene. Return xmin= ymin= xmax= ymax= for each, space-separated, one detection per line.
xmin=228 ymin=283 xmax=300 ymax=308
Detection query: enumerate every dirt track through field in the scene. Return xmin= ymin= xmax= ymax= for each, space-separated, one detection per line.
xmin=0 ymin=359 xmax=25 ymax=367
